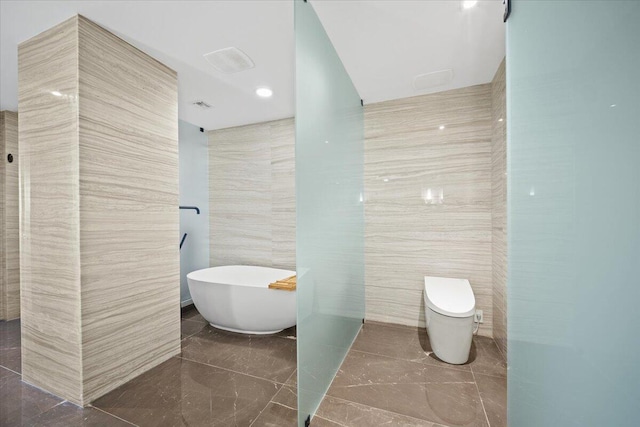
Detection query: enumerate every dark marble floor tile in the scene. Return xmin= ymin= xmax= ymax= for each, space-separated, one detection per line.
xmin=285 ymin=369 xmax=297 ymax=387
xmin=271 ymin=385 xmax=297 ymax=410
xmin=0 ymin=319 xmax=22 ymax=373
xmin=0 ymin=346 xmax=21 ymax=373
xmin=469 ymin=337 xmax=507 ymax=378
xmin=309 ymin=416 xmax=343 ymax=427
xmin=475 ymin=373 xmax=507 ymax=427
xmin=93 ymin=357 xmax=280 ymax=427
xmin=180 ymin=319 xmax=207 ymax=340
xmin=355 ymin=323 xmax=507 ymax=378
xmin=180 ymin=306 xmax=206 ymax=323
xmin=353 ymin=322 xmax=466 ymax=370
xmin=0 ymin=365 xmax=15 ymax=381
xmin=317 ymin=395 xmax=447 ymax=427
xmin=327 ymin=351 xmax=487 ymax=427
xmin=181 ymin=327 xmax=297 ymax=383
xmin=0 ymin=367 xmax=64 ymax=426
xmin=28 ymin=402 xmax=133 ymax=427
xmin=250 ymin=402 xmax=297 ymax=427
xmin=0 ymin=319 xmax=21 ymax=347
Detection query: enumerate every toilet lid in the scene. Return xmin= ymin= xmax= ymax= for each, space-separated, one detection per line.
xmin=424 ymin=276 xmax=476 ymax=318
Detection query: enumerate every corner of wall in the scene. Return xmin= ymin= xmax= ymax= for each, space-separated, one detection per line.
xmin=207 ymin=118 xmax=295 ymax=271
xmin=490 ymin=57 xmax=507 ymax=356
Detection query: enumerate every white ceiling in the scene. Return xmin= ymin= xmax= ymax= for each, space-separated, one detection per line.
xmin=0 ymin=1 xmax=504 ymax=131
xmin=312 ymin=0 xmax=505 ymax=104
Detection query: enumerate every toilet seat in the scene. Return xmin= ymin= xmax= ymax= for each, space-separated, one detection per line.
xmin=424 ymin=276 xmax=475 ymax=318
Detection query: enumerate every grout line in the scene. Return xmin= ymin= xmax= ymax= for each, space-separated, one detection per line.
xmin=271 ymin=398 xmax=296 ymax=412
xmin=347 ymin=348 xmax=474 ymax=375
xmin=313 ymin=414 xmax=349 ymax=427
xmin=90 ymin=405 xmax=140 ymax=426
xmin=283 ymin=369 xmax=297 ymax=387
xmin=248 ymin=384 xmax=286 ymax=426
xmin=40 ymin=400 xmax=67 ymax=411
xmin=176 ymin=354 xmax=293 ymax=386
xmin=319 ymin=394 xmax=456 ymax=427
xmin=494 ymin=339 xmax=507 ymax=363
xmin=18 ymin=399 xmax=68 ymax=426
xmin=248 ymin=399 xmax=277 ymax=426
xmin=179 ymin=324 xmax=206 ymax=341
xmin=471 ymin=367 xmax=492 ymax=427
xmin=0 ymin=364 xmax=21 ymax=376
xmin=269 ymin=401 xmax=295 ymax=411
xmin=265 ymin=371 xmax=298 ymax=413
xmin=14 ymin=375 xmax=66 ymax=402
xmin=470 ymin=370 xmax=507 ymax=380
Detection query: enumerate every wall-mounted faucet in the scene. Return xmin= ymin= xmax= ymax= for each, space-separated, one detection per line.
xmin=179 ymin=206 xmax=199 ymax=250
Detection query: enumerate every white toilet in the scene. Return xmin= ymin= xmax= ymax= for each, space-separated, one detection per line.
xmin=423 ymin=276 xmax=476 ymax=365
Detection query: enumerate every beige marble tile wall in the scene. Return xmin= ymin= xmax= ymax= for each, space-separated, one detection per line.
xmin=270 ymin=119 xmax=296 ymax=270
xmin=491 ymin=59 xmax=507 ymax=355
xmin=210 ymin=91 xmax=495 ymax=336
xmin=19 ymin=15 xmax=179 ymax=405
xmin=77 ymin=16 xmax=180 ymax=403
xmin=19 ymin=16 xmax=84 ymax=403
xmin=1 ymin=111 xmax=20 ymax=320
xmin=364 ymin=85 xmax=494 ymax=337
xmin=209 ymin=118 xmax=295 ymax=270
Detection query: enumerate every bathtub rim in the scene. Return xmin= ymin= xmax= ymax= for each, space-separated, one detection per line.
xmin=186 ymin=265 xmax=296 ymax=289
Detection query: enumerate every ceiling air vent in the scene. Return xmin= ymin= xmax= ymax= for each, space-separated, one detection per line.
xmin=413 ymin=69 xmax=454 ymax=91
xmin=192 ymin=100 xmax=212 ymax=109
xmin=204 ymin=47 xmax=255 ymax=74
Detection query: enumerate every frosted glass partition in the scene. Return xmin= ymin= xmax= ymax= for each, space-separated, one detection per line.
xmin=295 ymin=0 xmax=365 ymax=424
xmin=178 ymin=120 xmax=209 ymax=306
xmin=508 ymin=1 xmax=640 ymax=425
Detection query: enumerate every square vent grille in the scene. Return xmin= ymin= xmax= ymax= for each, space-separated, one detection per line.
xmin=204 ymin=47 xmax=255 ymax=74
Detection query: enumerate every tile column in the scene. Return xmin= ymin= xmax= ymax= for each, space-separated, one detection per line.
xmin=18 ymin=15 xmax=180 ymax=405
xmin=0 ymin=110 xmax=20 ymax=320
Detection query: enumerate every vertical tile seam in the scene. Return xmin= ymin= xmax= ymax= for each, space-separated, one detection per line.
xmin=470 ymin=367 xmax=492 ymax=427
xmin=0 ymin=111 xmax=5 ymax=319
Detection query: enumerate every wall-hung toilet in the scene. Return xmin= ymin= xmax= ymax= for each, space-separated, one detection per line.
xmin=424 ymin=276 xmax=476 ymax=365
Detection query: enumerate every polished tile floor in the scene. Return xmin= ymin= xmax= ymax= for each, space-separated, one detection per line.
xmin=0 ymin=309 xmax=506 ymax=426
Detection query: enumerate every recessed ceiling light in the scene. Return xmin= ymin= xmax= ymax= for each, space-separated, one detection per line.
xmin=51 ymin=91 xmax=62 ymax=97
xmin=498 ymin=118 xmax=504 ymax=122
xmin=462 ymin=1 xmax=478 ymax=9
xmin=383 ymin=178 xmax=389 ymax=182
xmin=256 ymin=87 xmax=273 ymax=98
xmin=439 ymin=125 xmax=446 ymax=130
xmin=610 ymin=104 xmax=617 ymax=108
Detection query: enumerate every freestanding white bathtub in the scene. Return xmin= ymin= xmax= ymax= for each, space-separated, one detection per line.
xmin=186 ymin=265 xmax=296 ymax=334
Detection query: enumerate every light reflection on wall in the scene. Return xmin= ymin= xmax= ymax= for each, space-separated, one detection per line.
xmin=422 ymin=187 xmax=444 ymax=204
